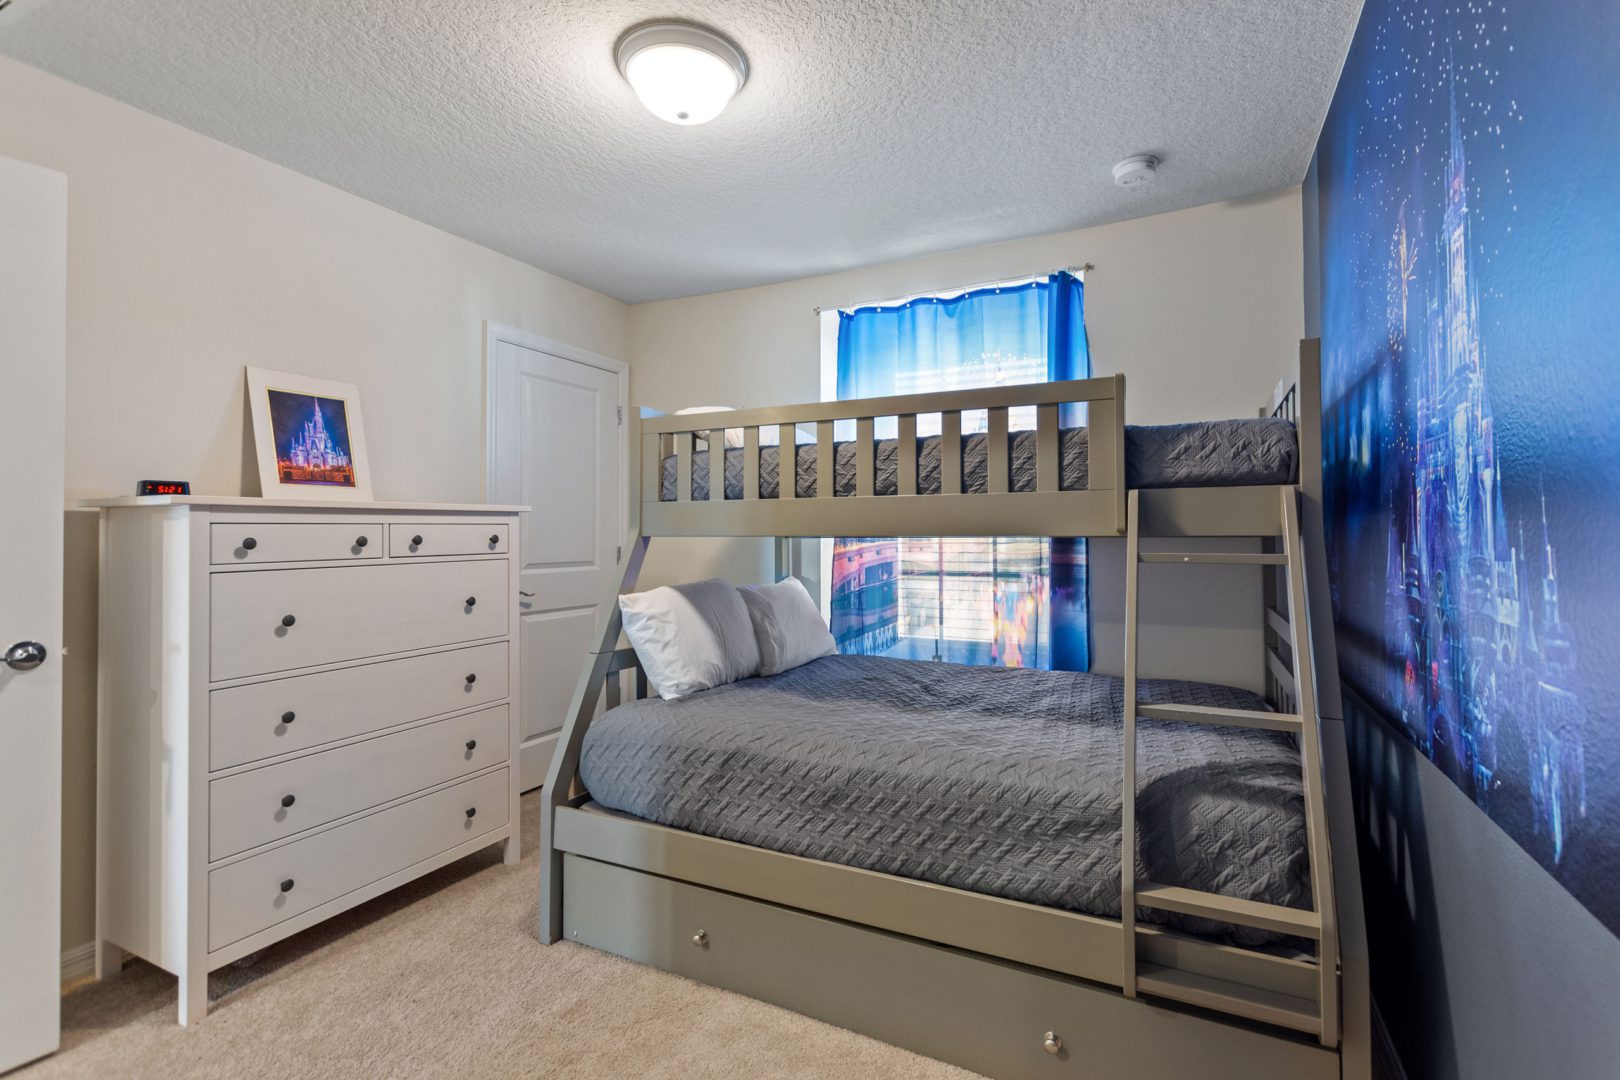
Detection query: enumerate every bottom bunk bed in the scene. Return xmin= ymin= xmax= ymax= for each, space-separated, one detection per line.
xmin=577 ymin=655 xmax=1312 ymax=948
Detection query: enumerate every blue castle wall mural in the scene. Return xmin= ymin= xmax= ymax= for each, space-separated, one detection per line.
xmin=1317 ymin=0 xmax=1620 ymax=933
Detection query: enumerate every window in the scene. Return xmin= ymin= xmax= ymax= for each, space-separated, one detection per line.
xmin=823 ymin=271 xmax=1091 ymax=670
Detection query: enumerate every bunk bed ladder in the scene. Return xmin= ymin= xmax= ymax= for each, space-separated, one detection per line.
xmin=1120 ymin=487 xmax=1340 ymax=1047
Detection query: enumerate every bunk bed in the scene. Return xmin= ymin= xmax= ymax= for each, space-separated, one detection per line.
xmin=537 ymin=341 xmax=1370 ymax=1080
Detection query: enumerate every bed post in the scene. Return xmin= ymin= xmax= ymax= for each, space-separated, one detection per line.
xmin=538 ymin=530 xmax=649 ymax=943
xmin=1293 ymin=338 xmax=1371 ymax=1079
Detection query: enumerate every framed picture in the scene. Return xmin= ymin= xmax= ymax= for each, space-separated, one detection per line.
xmin=245 ymin=367 xmax=374 ymax=501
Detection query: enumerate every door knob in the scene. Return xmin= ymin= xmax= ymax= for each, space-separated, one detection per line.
xmin=4 ymin=641 xmax=47 ymax=671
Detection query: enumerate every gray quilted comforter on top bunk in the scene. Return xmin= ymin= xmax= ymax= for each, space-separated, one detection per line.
xmin=579 ymin=654 xmax=1312 ymax=947
xmin=658 ymin=417 xmax=1298 ymax=501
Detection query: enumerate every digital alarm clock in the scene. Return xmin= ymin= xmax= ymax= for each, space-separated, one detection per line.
xmin=137 ymin=480 xmax=191 ymax=496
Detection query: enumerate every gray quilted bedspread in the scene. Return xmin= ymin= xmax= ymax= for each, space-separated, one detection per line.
xmin=658 ymin=418 xmax=1297 ymax=501
xmin=579 ymin=655 xmax=1311 ymax=946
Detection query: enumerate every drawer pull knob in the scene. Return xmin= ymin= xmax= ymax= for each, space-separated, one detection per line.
xmin=280 ymin=710 xmax=296 ymax=725
xmin=1043 ymin=1033 xmax=1062 ymax=1056
xmin=464 ymin=596 xmax=477 ymax=608
xmin=465 ymin=807 xmax=477 ymax=818
xmin=280 ymin=879 xmax=295 ymax=893
xmin=488 ymin=533 xmax=500 ymax=546
xmin=281 ymin=614 xmax=297 ymax=628
xmin=281 ymin=794 xmax=296 ymax=808
xmin=241 ymin=537 xmax=258 ymax=551
xmin=355 ymin=535 xmax=369 ymax=548
xmin=465 ymin=673 xmax=477 ymax=685
xmin=465 ymin=739 xmax=478 ymax=751
xmin=692 ymin=929 xmax=708 ymax=947
xmin=411 ymin=534 xmax=424 ymax=547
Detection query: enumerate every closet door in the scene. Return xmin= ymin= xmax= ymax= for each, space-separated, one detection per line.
xmin=0 ymin=155 xmax=67 ymax=1072
xmin=485 ymin=324 xmax=626 ymax=791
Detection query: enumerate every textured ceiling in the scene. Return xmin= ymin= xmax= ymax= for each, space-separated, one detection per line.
xmin=0 ymin=1 xmax=1361 ymax=302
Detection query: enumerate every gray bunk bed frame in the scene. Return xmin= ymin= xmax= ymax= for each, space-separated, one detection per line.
xmin=538 ymin=339 xmax=1370 ymax=1080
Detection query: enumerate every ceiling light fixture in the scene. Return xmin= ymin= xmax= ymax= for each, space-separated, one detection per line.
xmin=1112 ymin=155 xmax=1159 ymax=187
xmin=614 ymin=20 xmax=748 ymax=126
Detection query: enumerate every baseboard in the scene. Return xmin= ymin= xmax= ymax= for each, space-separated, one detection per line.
xmin=1369 ymin=998 xmax=1409 ymax=1080
xmin=61 ymin=941 xmax=96 ymax=986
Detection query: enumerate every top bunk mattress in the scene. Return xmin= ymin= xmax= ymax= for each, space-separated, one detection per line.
xmin=579 ymin=654 xmax=1311 ymax=946
xmin=658 ymin=417 xmax=1298 ymax=501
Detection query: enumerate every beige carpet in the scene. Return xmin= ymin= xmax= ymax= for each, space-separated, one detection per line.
xmin=24 ymin=794 xmax=979 ymax=1080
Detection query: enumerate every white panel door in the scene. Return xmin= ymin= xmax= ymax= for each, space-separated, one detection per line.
xmin=486 ymin=326 xmax=623 ymax=791
xmin=0 ymin=156 xmax=67 ymax=1071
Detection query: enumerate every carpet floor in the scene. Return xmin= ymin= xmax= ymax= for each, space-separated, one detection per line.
xmin=22 ymin=794 xmax=979 ymax=1080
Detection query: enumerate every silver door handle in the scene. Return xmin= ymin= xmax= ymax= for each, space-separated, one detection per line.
xmin=4 ymin=641 xmax=47 ymax=671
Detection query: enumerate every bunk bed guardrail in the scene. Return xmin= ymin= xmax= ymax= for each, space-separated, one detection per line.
xmin=637 ymin=373 xmax=1127 ymax=538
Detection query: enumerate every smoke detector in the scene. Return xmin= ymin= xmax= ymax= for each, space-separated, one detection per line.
xmin=1112 ymin=155 xmax=1158 ymax=187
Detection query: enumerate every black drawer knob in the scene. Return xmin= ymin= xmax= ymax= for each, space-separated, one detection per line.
xmin=465 ymin=739 xmax=477 ymax=751
xmin=241 ymin=537 xmax=258 ymax=551
xmin=465 ymin=807 xmax=477 ymax=818
xmin=465 ymin=673 xmax=477 ymax=685
xmin=488 ymin=533 xmax=500 ymax=546
xmin=355 ymin=535 xmax=369 ymax=548
xmin=281 ymin=794 xmax=296 ymax=808
xmin=280 ymin=878 xmax=295 ymax=893
xmin=464 ymin=596 xmax=477 ymax=608
xmin=281 ymin=614 xmax=297 ymax=628
xmin=280 ymin=710 xmax=296 ymax=725
xmin=411 ymin=534 xmax=424 ymax=547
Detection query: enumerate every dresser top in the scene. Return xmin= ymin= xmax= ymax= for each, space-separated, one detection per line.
xmin=80 ymin=495 xmax=528 ymax=512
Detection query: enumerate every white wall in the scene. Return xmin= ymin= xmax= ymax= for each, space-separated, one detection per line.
xmin=628 ymin=187 xmax=1306 ymax=687
xmin=0 ymin=57 xmax=630 ymax=959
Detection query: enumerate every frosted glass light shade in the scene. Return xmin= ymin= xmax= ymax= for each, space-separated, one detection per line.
xmin=615 ymin=22 xmax=748 ymax=126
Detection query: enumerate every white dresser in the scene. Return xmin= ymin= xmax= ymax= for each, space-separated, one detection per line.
xmin=87 ymin=496 xmax=525 ymax=1024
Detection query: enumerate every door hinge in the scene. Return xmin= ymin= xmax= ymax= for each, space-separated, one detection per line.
xmin=617 ymin=405 xmax=624 ymax=425
xmin=616 ymin=545 xmax=622 ymax=563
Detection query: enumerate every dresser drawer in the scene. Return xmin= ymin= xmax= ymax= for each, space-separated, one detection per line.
xmin=209 ymin=704 xmax=509 ymax=860
xmin=211 ymin=522 xmax=383 ymax=565
xmin=209 ymin=642 xmax=508 ymax=770
xmin=390 ymin=522 xmax=508 ymax=558
xmin=208 ymin=768 xmax=509 ymax=950
xmin=210 ymin=560 xmax=509 ymax=681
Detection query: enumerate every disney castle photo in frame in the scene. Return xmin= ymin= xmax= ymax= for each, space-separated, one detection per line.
xmin=245 ymin=367 xmax=374 ymax=501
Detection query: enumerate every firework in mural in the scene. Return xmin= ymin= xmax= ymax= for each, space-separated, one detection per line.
xmin=1319 ymin=0 xmax=1620 ymax=933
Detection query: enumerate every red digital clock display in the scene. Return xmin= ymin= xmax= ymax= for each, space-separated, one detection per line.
xmin=137 ymin=480 xmax=191 ymax=496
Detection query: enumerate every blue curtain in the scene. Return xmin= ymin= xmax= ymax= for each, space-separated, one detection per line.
xmin=831 ymin=272 xmax=1090 ymax=670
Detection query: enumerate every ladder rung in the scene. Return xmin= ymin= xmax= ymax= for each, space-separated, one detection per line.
xmin=1137 ymin=703 xmax=1302 ymax=733
xmin=1139 ymin=552 xmax=1286 ymax=565
xmin=1136 ymin=963 xmax=1322 ymax=1036
xmin=1136 ymin=884 xmax=1321 ymax=939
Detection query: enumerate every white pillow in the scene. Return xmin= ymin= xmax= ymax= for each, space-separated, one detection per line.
xmin=737 ymin=577 xmax=837 ymax=677
xmin=618 ymin=579 xmax=761 ymax=701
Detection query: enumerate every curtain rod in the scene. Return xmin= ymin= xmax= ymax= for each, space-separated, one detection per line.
xmin=812 ymin=263 xmax=1092 ymax=316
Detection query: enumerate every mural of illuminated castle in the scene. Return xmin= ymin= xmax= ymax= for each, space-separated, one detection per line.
xmin=1327 ymin=66 xmax=1587 ymax=863
xmin=273 ymin=393 xmax=355 ymax=487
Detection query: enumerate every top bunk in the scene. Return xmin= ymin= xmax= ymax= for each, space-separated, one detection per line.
xmin=636 ymin=340 xmax=1323 ymax=540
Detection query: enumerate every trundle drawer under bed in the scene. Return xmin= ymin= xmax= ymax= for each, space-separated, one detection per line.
xmin=563 ymin=853 xmax=1337 ymax=1080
